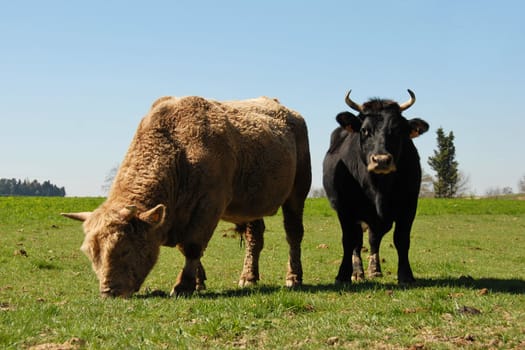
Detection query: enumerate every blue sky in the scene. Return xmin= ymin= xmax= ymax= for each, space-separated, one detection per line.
xmin=1 ymin=0 xmax=524 ymax=196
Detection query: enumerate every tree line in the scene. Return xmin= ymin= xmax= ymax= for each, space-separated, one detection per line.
xmin=0 ymin=178 xmax=66 ymax=197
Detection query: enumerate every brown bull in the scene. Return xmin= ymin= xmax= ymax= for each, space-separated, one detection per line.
xmin=62 ymin=95 xmax=311 ymax=297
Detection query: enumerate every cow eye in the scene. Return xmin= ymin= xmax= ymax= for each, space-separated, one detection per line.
xmin=361 ymin=128 xmax=371 ymax=137
xmin=124 ymin=223 xmax=136 ymax=235
xmin=121 ymin=248 xmax=132 ymax=258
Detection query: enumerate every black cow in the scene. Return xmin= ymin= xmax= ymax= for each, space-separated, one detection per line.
xmin=323 ymin=89 xmax=429 ymax=284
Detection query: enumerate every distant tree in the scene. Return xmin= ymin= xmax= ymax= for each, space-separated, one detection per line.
xmin=456 ymin=171 xmax=473 ymax=198
xmin=101 ymin=164 xmax=119 ymax=195
xmin=427 ymin=127 xmax=459 ymax=198
xmin=309 ymin=187 xmax=326 ymax=198
xmin=485 ymin=188 xmax=499 ymax=197
xmin=419 ymin=171 xmax=434 ymax=198
xmin=518 ymin=175 xmax=525 ymax=193
xmin=485 ymin=186 xmax=513 ymax=198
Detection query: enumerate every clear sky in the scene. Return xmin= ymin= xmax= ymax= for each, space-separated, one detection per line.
xmin=1 ymin=0 xmax=524 ymax=197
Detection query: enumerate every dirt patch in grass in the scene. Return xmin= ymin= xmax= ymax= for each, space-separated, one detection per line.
xmin=28 ymin=337 xmax=85 ymax=350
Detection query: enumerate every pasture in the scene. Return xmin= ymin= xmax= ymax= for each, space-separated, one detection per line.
xmin=1 ymin=196 xmax=524 ymax=349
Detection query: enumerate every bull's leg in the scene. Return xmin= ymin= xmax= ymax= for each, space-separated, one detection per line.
xmin=367 ymin=229 xmax=384 ymax=279
xmin=238 ymin=219 xmax=265 ymax=287
xmin=335 ymin=211 xmax=362 ymax=284
xmin=282 ymin=201 xmax=306 ymax=288
xmin=171 ymin=242 xmax=202 ymax=297
xmin=351 ymin=230 xmax=365 ymax=281
xmin=393 ymin=221 xmax=416 ymax=284
xmin=195 ymin=260 xmax=207 ymax=291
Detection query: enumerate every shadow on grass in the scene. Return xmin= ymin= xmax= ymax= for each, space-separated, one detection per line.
xmin=136 ymin=276 xmax=525 ymax=299
xmin=410 ymin=276 xmax=525 ymax=294
xmin=297 ymin=276 xmax=525 ymax=295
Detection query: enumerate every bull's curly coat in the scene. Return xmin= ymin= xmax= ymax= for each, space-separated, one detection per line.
xmin=63 ymin=96 xmax=311 ymax=297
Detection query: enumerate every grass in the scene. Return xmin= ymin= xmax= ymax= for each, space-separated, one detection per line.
xmin=1 ymin=196 xmax=524 ymax=349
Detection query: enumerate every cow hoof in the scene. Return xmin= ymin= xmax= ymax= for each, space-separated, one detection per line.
xmin=238 ymin=279 xmax=257 ymax=288
xmin=285 ymin=277 xmax=302 ymax=288
xmin=398 ymin=276 xmax=416 ymax=285
xmin=195 ymin=282 xmax=206 ymax=291
xmin=335 ymin=278 xmax=351 ymax=286
xmin=170 ymin=284 xmax=196 ymax=297
xmin=367 ymin=271 xmax=383 ymax=279
xmin=351 ymin=272 xmax=365 ymax=281
xmin=169 ymin=289 xmax=194 ymax=298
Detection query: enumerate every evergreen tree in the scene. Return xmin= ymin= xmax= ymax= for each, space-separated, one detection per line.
xmin=427 ymin=128 xmax=459 ymax=198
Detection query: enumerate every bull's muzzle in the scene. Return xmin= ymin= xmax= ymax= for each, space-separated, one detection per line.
xmin=100 ymin=287 xmax=133 ymax=298
xmin=100 ymin=282 xmax=137 ymax=298
xmin=100 ymin=288 xmax=120 ymax=298
xmin=368 ymin=154 xmax=396 ymax=174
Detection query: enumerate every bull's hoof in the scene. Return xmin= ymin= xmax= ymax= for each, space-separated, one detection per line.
xmin=170 ymin=282 xmax=196 ymax=297
xmin=367 ymin=254 xmax=382 ymax=278
xmin=171 ymin=271 xmax=198 ymax=297
xmin=398 ymin=267 xmax=416 ymax=285
xmin=398 ymin=275 xmax=416 ymax=285
xmin=285 ymin=277 xmax=302 ymax=288
xmin=351 ymin=271 xmax=365 ymax=281
xmin=352 ymin=255 xmax=364 ymax=282
xmin=238 ymin=278 xmax=258 ymax=288
xmin=195 ymin=281 xmax=207 ymax=291
xmin=366 ymin=271 xmax=383 ymax=279
xmin=335 ymin=278 xmax=351 ymax=286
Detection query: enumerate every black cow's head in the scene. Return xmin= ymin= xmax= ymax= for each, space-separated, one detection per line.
xmin=336 ymin=89 xmax=429 ymax=174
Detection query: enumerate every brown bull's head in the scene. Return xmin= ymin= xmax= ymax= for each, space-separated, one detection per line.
xmin=62 ymin=204 xmax=166 ymax=297
xmin=338 ymin=89 xmax=429 ymax=174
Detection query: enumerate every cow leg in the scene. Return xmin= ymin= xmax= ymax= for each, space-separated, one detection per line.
xmin=238 ymin=219 xmax=265 ymax=287
xmin=393 ymin=222 xmax=416 ymax=284
xmin=282 ymin=200 xmax=305 ymax=288
xmin=335 ymin=212 xmax=362 ymax=284
xmin=170 ymin=206 xmax=220 ymax=296
xmin=170 ymin=250 xmax=208 ymax=295
xmin=351 ymin=229 xmax=365 ymax=281
xmin=171 ymin=242 xmax=203 ymax=297
xmin=195 ymin=260 xmax=207 ymax=291
xmin=367 ymin=229 xmax=384 ymax=279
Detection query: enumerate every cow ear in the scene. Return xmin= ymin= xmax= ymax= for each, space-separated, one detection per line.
xmin=408 ymin=118 xmax=429 ymax=138
xmin=336 ymin=111 xmax=361 ymax=133
xmin=139 ymin=204 xmax=166 ymax=228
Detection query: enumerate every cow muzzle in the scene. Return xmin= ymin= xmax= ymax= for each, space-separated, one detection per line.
xmin=100 ymin=281 xmax=138 ymax=298
xmin=367 ymin=154 xmax=396 ymax=174
xmin=100 ymin=287 xmax=134 ymax=298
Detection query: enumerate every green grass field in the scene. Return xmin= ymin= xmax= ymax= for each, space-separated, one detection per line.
xmin=1 ymin=197 xmax=524 ymax=349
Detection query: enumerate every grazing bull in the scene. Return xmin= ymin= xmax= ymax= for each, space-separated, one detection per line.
xmin=323 ymin=89 xmax=428 ymax=284
xmin=62 ymin=95 xmax=311 ymax=297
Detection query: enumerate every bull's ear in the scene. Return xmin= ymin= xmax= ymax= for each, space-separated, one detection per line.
xmin=139 ymin=204 xmax=166 ymax=228
xmin=336 ymin=111 xmax=361 ymax=133
xmin=61 ymin=212 xmax=92 ymax=222
xmin=408 ymin=118 xmax=429 ymax=138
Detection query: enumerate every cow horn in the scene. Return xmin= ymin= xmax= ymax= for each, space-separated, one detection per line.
xmin=61 ymin=212 xmax=91 ymax=222
xmin=345 ymin=90 xmax=364 ymax=113
xmin=119 ymin=205 xmax=138 ymax=221
xmin=399 ymin=89 xmax=416 ymax=111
